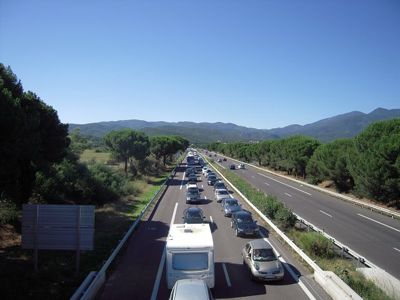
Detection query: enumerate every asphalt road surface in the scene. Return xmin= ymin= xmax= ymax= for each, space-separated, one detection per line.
xmin=208 ymin=151 xmax=400 ymax=280
xmin=97 ymin=159 xmax=330 ymax=300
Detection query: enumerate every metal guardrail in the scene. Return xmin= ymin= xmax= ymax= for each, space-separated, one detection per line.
xmin=70 ymin=157 xmax=184 ymax=300
xmin=202 ymin=153 xmax=362 ymax=300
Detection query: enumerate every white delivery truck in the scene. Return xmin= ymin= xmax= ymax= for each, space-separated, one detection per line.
xmin=166 ymin=223 xmax=215 ymax=289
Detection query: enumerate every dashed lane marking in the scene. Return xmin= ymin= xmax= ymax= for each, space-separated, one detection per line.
xmin=257 ymin=173 xmax=312 ymax=196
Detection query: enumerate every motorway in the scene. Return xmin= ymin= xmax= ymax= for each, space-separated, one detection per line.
xmin=208 ymin=151 xmax=400 ymax=279
xmin=97 ymin=159 xmax=330 ymax=300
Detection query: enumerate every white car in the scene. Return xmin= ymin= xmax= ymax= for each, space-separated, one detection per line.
xmin=238 ymin=164 xmax=245 ymax=169
xmin=215 ymin=189 xmax=230 ymax=202
xmin=169 ymin=279 xmax=213 ymax=300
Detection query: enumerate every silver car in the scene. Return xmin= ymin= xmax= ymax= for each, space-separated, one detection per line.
xmin=221 ymin=198 xmax=242 ymax=217
xmin=169 ymin=279 xmax=214 ymax=300
xmin=215 ymin=189 xmax=230 ymax=203
xmin=242 ymin=239 xmax=284 ymax=281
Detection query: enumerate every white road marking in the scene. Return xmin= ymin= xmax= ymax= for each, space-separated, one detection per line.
xmin=150 ymin=202 xmax=179 ymax=300
xmin=202 ymin=184 xmax=204 ymax=188
xmin=210 ymin=216 xmax=214 ymax=223
xmin=285 ymin=192 xmax=292 ymax=198
xmin=358 ymin=214 xmax=400 ymax=233
xmin=222 ymin=263 xmax=232 ymax=287
xmin=216 ymin=162 xmax=226 ymax=169
xmin=319 ymin=210 xmax=332 ymax=218
xmin=179 ymin=172 xmax=186 ymax=190
xmin=264 ymin=182 xmax=270 ymax=186
xmin=393 ymin=247 xmax=400 ymax=253
xmin=257 ymin=172 xmax=312 ymax=196
xmin=170 ymin=202 xmax=179 ymax=226
xmin=150 ymin=249 xmax=166 ymax=300
xmin=204 ymin=196 xmax=207 ymax=200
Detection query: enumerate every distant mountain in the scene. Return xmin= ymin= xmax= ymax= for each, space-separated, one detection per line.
xmin=268 ymin=108 xmax=400 ymax=141
xmin=69 ymin=108 xmax=400 ymax=143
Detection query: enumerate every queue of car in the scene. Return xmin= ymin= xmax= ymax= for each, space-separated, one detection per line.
xmin=173 ymin=151 xmax=284 ymax=299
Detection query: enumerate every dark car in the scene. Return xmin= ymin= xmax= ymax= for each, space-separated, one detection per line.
xmin=229 ymin=164 xmax=235 ymax=170
xmin=207 ymin=175 xmax=218 ymax=186
xmin=213 ymin=180 xmax=227 ymax=191
xmin=186 ymin=188 xmax=200 ymax=204
xmin=222 ymin=198 xmax=241 ymax=217
xmin=231 ymin=211 xmax=259 ymax=237
xmin=186 ymin=167 xmax=196 ymax=176
xmin=187 ymin=173 xmax=198 ymax=183
xmin=183 ymin=207 xmax=205 ymax=224
xmin=223 ymin=158 xmax=227 ymax=161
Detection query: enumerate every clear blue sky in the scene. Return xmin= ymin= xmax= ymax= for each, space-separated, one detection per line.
xmin=1 ymin=0 xmax=399 ymax=129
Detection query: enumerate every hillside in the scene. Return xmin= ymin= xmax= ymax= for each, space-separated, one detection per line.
xmin=69 ymin=107 xmax=400 ymax=143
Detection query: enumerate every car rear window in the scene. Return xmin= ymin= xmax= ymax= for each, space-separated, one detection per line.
xmin=172 ymin=253 xmax=208 ymax=270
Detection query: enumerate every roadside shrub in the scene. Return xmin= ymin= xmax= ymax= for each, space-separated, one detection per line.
xmin=275 ymin=207 xmax=297 ymax=230
xmin=263 ymin=197 xmax=283 ymax=219
xmin=298 ymin=232 xmax=335 ymax=258
xmin=88 ymin=163 xmax=129 ymax=203
xmin=0 ymin=201 xmax=19 ymax=224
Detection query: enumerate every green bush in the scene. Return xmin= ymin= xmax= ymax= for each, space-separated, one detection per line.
xmin=275 ymin=207 xmax=297 ymax=230
xmin=297 ymin=232 xmax=335 ymax=258
xmin=0 ymin=201 xmax=19 ymax=224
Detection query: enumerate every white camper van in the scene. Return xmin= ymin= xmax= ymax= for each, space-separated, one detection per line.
xmin=166 ymin=224 xmax=215 ymax=289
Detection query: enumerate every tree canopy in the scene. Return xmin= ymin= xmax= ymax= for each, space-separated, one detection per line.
xmin=0 ymin=64 xmax=69 ymax=205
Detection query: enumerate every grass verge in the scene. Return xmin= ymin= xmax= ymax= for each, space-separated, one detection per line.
xmin=209 ymin=160 xmax=393 ymax=300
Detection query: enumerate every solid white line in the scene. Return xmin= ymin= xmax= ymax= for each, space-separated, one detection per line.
xmin=222 ymin=263 xmax=232 ymax=287
xmin=264 ymin=182 xmax=270 ymax=186
xmin=320 ymin=210 xmax=332 ymax=218
xmin=285 ymin=192 xmax=292 ymax=198
xmin=150 ymin=249 xmax=166 ymax=300
xmin=150 ymin=202 xmax=178 ymax=300
xmin=179 ymin=172 xmax=186 ymax=190
xmin=170 ymin=202 xmax=179 ymax=226
xmin=393 ymin=247 xmax=400 ymax=253
xmin=358 ymin=214 xmax=400 ymax=233
xmin=257 ymin=173 xmax=312 ymax=196
xmin=210 ymin=216 xmax=214 ymax=223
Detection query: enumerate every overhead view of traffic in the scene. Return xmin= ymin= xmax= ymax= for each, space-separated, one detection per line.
xmin=98 ymin=150 xmax=329 ymax=300
xmin=1 ymin=1 xmax=399 ymax=299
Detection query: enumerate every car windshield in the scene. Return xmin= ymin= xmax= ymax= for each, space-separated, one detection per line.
xmin=187 ymin=210 xmax=202 ymax=218
xmin=237 ymin=215 xmax=253 ymax=224
xmin=208 ymin=175 xmax=216 ymax=180
xmin=218 ymin=190 xmax=229 ymax=195
xmin=252 ymin=248 xmax=277 ymax=262
xmin=226 ymin=200 xmax=238 ymax=206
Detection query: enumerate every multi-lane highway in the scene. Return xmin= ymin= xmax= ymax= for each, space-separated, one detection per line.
xmin=209 ymin=152 xmax=400 ymax=280
xmin=97 ymin=159 xmax=330 ymax=299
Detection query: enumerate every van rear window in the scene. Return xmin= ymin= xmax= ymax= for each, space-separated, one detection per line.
xmin=172 ymin=253 xmax=208 ymax=270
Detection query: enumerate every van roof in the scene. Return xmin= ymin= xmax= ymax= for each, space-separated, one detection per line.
xmin=167 ymin=224 xmax=213 ymax=249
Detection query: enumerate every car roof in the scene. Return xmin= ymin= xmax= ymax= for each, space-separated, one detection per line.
xmin=186 ymin=207 xmax=203 ymax=213
xmin=173 ymin=279 xmax=209 ymax=300
xmin=233 ymin=210 xmax=252 ymax=217
xmin=248 ymin=239 xmax=273 ymax=250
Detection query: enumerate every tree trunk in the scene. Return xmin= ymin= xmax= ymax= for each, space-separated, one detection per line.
xmin=124 ymin=158 xmax=128 ymax=176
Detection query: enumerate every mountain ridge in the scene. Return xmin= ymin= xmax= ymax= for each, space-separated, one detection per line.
xmin=69 ymin=108 xmax=400 ymax=143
